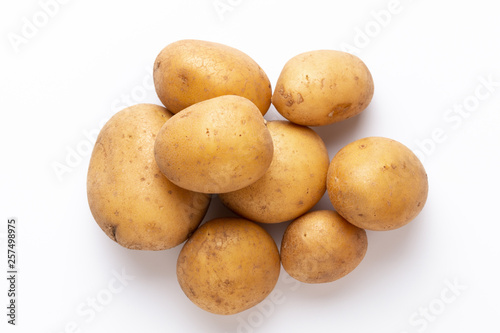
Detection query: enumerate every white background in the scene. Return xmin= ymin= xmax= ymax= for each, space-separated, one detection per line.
xmin=1 ymin=0 xmax=500 ymax=332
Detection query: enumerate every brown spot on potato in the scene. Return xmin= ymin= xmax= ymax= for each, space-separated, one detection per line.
xmin=108 ymin=224 xmax=117 ymax=241
xmin=178 ymin=73 xmax=189 ymax=85
xmin=297 ymin=93 xmax=304 ymax=104
xmin=278 ymin=85 xmax=285 ymax=96
xmin=332 ymin=103 xmax=352 ymax=114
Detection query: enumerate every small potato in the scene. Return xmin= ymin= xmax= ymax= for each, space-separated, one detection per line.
xmin=281 ymin=210 xmax=367 ymax=284
xmin=154 ymin=39 xmax=272 ymax=115
xmin=219 ymin=121 xmax=329 ymax=223
xmin=177 ymin=217 xmax=280 ymax=315
xmin=327 ymin=137 xmax=428 ymax=231
xmin=87 ymin=104 xmax=211 ymax=250
xmin=272 ymin=50 xmax=374 ymax=126
xmin=154 ymin=95 xmax=274 ymax=194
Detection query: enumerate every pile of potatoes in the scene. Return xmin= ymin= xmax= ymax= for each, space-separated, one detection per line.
xmin=87 ymin=39 xmax=428 ymax=315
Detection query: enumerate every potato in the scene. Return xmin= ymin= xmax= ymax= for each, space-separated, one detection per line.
xmin=327 ymin=137 xmax=428 ymax=231
xmin=281 ymin=210 xmax=367 ymax=283
xmin=219 ymin=120 xmax=329 ymax=223
xmin=177 ymin=217 xmax=280 ymax=315
xmin=154 ymin=39 xmax=272 ymax=115
xmin=272 ymin=50 xmax=374 ymax=126
xmin=154 ymin=95 xmax=274 ymax=194
xmin=87 ymin=104 xmax=211 ymax=250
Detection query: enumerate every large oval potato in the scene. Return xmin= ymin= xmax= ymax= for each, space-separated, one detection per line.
xmin=154 ymin=95 xmax=274 ymax=194
xmin=327 ymin=137 xmax=428 ymax=231
xmin=281 ymin=210 xmax=368 ymax=283
xmin=87 ymin=104 xmax=211 ymax=250
xmin=177 ymin=217 xmax=280 ymax=315
xmin=154 ymin=39 xmax=272 ymax=115
xmin=272 ymin=50 xmax=374 ymax=126
xmin=219 ymin=120 xmax=329 ymax=223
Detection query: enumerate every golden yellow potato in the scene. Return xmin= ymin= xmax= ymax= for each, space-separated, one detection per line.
xmin=87 ymin=104 xmax=211 ymax=250
xmin=154 ymin=39 xmax=272 ymax=115
xmin=177 ymin=217 xmax=280 ymax=315
xmin=219 ymin=121 xmax=329 ymax=223
xmin=272 ymin=50 xmax=374 ymax=126
xmin=281 ymin=210 xmax=367 ymax=283
xmin=327 ymin=137 xmax=428 ymax=231
xmin=154 ymin=95 xmax=274 ymax=194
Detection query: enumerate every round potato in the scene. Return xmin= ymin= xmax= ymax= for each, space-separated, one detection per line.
xmin=87 ymin=104 xmax=211 ymax=250
xmin=281 ymin=210 xmax=368 ymax=283
xmin=327 ymin=137 xmax=428 ymax=231
xmin=154 ymin=39 xmax=272 ymax=115
xmin=272 ymin=50 xmax=374 ymax=126
xmin=154 ymin=95 xmax=274 ymax=194
xmin=219 ymin=121 xmax=329 ymax=223
xmin=177 ymin=217 xmax=280 ymax=315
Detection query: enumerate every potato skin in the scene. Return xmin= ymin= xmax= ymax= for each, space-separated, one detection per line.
xmin=154 ymin=39 xmax=272 ymax=115
xmin=281 ymin=210 xmax=367 ymax=283
xmin=87 ymin=104 xmax=211 ymax=250
xmin=272 ymin=50 xmax=374 ymax=126
xmin=327 ymin=137 xmax=428 ymax=231
xmin=177 ymin=218 xmax=280 ymax=315
xmin=219 ymin=121 xmax=329 ymax=223
xmin=154 ymin=95 xmax=274 ymax=194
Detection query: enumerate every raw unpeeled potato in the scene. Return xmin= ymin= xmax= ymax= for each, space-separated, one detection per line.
xmin=327 ymin=137 xmax=428 ymax=231
xmin=177 ymin=217 xmax=280 ymax=315
xmin=87 ymin=104 xmax=211 ymax=250
xmin=219 ymin=120 xmax=329 ymax=223
xmin=86 ymin=38 xmax=427 ymax=315
xmin=281 ymin=210 xmax=368 ymax=283
xmin=272 ymin=50 xmax=374 ymax=126
xmin=154 ymin=95 xmax=274 ymax=194
xmin=154 ymin=39 xmax=272 ymax=115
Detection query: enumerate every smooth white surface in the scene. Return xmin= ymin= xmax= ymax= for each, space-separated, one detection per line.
xmin=1 ymin=0 xmax=499 ymax=332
